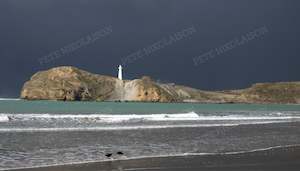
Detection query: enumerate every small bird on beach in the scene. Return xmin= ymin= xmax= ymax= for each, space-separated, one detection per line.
xmin=105 ymin=153 xmax=113 ymax=158
xmin=7 ymin=116 xmax=13 ymax=121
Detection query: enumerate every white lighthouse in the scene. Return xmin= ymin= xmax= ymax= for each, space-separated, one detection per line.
xmin=118 ymin=65 xmax=123 ymax=80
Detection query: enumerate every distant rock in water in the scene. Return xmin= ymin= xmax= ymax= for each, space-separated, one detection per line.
xmin=21 ymin=66 xmax=117 ymax=101
xmin=20 ymin=66 xmax=175 ymax=102
xmin=20 ymin=66 xmax=300 ymax=104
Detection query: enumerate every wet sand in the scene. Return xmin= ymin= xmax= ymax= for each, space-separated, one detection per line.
xmin=12 ymin=145 xmax=300 ymax=171
xmin=3 ymin=121 xmax=300 ymax=170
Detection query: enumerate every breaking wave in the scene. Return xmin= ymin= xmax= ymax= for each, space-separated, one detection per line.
xmin=6 ymin=112 xmax=200 ymax=122
xmin=1 ymin=111 xmax=300 ymax=123
xmin=0 ymin=98 xmax=20 ymax=101
xmin=0 ymin=115 xmax=9 ymax=122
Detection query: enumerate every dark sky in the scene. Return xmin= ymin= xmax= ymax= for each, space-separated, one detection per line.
xmin=0 ymin=0 xmax=299 ymax=97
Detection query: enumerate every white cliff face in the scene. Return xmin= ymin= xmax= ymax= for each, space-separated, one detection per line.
xmin=108 ymin=79 xmax=140 ymax=101
xmin=109 ymin=79 xmax=173 ymax=102
xmin=108 ymin=79 xmax=125 ymax=101
xmin=123 ymin=80 xmax=139 ymax=101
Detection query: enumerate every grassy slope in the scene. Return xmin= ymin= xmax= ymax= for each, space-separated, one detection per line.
xmin=240 ymin=82 xmax=300 ymax=104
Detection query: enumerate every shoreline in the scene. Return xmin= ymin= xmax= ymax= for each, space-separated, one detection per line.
xmin=2 ymin=122 xmax=300 ymax=170
xmin=8 ymin=144 xmax=300 ymax=171
xmin=0 ymin=121 xmax=298 ymax=133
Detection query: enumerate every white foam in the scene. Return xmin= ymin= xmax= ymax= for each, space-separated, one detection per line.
xmin=4 ymin=112 xmax=300 ymax=123
xmin=0 ymin=121 xmax=292 ymax=132
xmin=97 ymin=112 xmax=201 ymax=122
xmin=184 ymin=144 xmax=300 ymax=156
xmin=6 ymin=112 xmax=201 ymax=123
xmin=0 ymin=124 xmax=240 ymax=132
xmin=0 ymin=98 xmax=20 ymax=101
xmin=0 ymin=115 xmax=9 ymax=122
xmin=196 ymin=115 xmax=300 ymax=120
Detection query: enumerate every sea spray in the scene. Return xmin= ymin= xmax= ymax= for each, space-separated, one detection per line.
xmin=0 ymin=115 xmax=9 ymax=122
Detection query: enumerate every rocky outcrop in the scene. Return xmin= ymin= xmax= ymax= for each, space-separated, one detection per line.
xmin=20 ymin=67 xmax=177 ymax=102
xmin=123 ymin=76 xmax=177 ymax=102
xmin=21 ymin=67 xmax=117 ymax=101
xmin=21 ymin=66 xmax=300 ymax=104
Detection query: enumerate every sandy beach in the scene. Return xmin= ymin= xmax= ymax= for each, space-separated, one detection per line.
xmin=12 ymin=145 xmax=300 ymax=171
xmin=4 ymin=121 xmax=300 ymax=171
xmin=1 ymin=101 xmax=300 ymax=171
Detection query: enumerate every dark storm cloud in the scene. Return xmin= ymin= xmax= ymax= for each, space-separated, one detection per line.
xmin=122 ymin=26 xmax=197 ymax=66
xmin=0 ymin=0 xmax=300 ymax=97
xmin=193 ymin=26 xmax=269 ymax=66
xmin=38 ymin=25 xmax=113 ymax=65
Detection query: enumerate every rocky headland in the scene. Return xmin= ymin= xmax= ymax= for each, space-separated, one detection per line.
xmin=20 ymin=66 xmax=300 ymax=104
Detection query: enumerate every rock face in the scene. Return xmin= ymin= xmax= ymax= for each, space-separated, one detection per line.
xmin=122 ymin=76 xmax=176 ymax=102
xmin=21 ymin=66 xmax=300 ymax=104
xmin=20 ymin=66 xmax=176 ymax=102
xmin=21 ymin=67 xmax=117 ymax=101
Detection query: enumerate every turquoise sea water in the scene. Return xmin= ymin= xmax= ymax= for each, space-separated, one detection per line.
xmin=1 ymin=100 xmax=300 ymax=114
xmin=1 ymin=99 xmax=300 ymax=131
xmin=1 ymin=99 xmax=300 ymax=170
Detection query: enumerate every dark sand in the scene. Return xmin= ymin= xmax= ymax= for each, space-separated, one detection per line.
xmin=3 ymin=122 xmax=300 ymax=170
xmin=12 ymin=145 xmax=300 ymax=171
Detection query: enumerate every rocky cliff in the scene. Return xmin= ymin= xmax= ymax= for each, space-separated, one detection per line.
xmin=20 ymin=66 xmax=175 ymax=102
xmin=20 ymin=66 xmax=300 ymax=104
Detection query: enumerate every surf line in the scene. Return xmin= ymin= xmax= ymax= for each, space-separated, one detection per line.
xmin=0 ymin=121 xmax=297 ymax=132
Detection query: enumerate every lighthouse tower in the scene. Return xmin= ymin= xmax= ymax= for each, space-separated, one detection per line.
xmin=118 ymin=65 xmax=123 ymax=80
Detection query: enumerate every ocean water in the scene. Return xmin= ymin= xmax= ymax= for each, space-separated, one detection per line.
xmin=1 ymin=99 xmax=300 ymax=170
